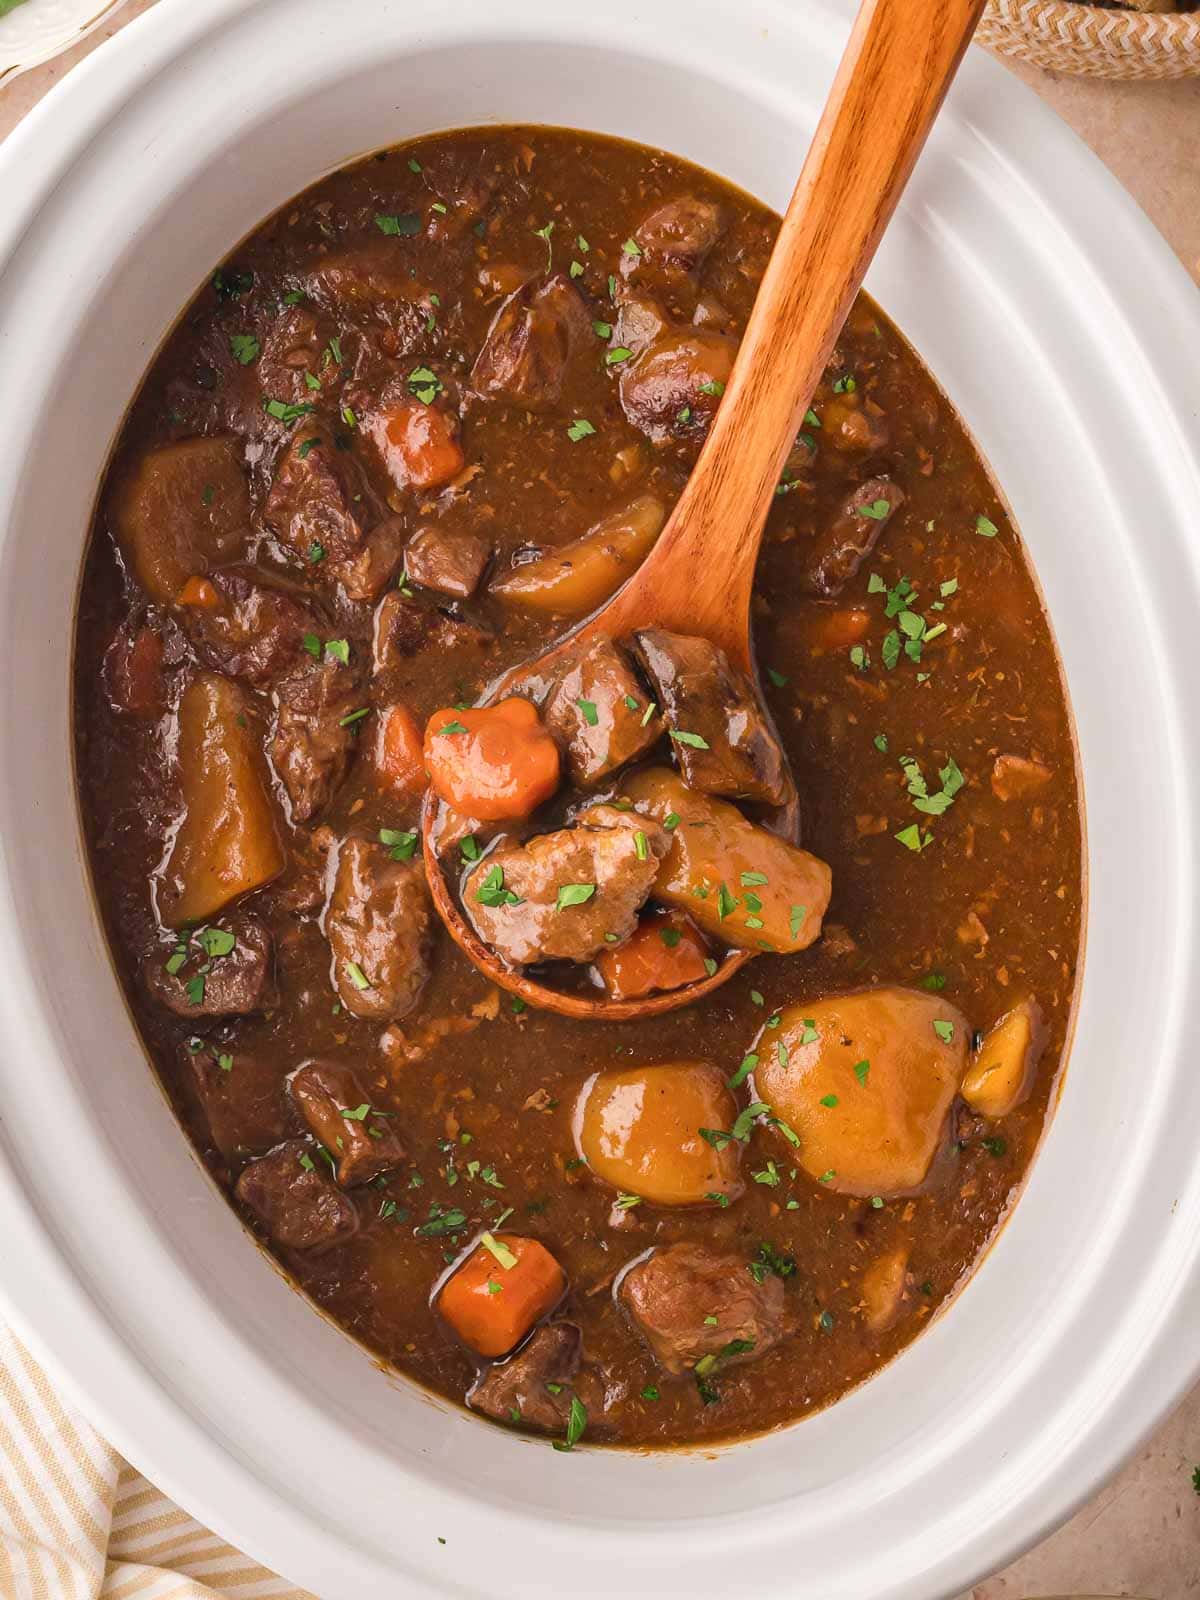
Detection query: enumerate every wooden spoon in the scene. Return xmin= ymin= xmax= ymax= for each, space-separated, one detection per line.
xmin=424 ymin=0 xmax=987 ymax=1019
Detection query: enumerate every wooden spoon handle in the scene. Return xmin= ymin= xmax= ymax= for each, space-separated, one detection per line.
xmin=606 ymin=0 xmax=987 ymax=663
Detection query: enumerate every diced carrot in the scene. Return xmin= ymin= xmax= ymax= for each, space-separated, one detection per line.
xmin=104 ymin=623 xmax=165 ymax=718
xmin=176 ymin=575 xmax=221 ymax=609
xmin=595 ymin=908 xmax=711 ymax=1000
xmin=372 ymin=702 xmax=426 ymax=798
xmin=807 ymin=607 xmax=871 ymax=652
xmin=368 ymin=401 xmax=466 ymax=491
xmin=424 ymin=698 xmax=560 ymax=822
xmin=438 ymin=1234 xmax=565 ymax=1358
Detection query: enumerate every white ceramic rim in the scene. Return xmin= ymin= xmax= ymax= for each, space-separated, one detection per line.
xmin=0 ymin=0 xmax=133 ymax=83
xmin=0 ymin=2 xmax=1199 ymax=1598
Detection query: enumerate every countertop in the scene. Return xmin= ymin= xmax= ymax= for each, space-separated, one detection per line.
xmin=1 ymin=3 xmax=1197 ymax=1596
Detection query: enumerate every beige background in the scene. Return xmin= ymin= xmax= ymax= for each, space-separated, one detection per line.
xmin=1 ymin=3 xmax=1197 ymax=1596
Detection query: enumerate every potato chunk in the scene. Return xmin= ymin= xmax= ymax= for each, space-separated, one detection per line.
xmin=574 ymin=1060 xmax=742 ymax=1207
xmin=110 ymin=437 xmax=250 ymax=603
xmin=161 ymin=674 xmax=285 ymax=926
xmin=620 ymin=768 xmax=830 ymax=953
xmin=754 ymin=987 xmax=967 ymax=1195
xmin=860 ymin=1246 xmax=911 ymax=1332
xmin=960 ymin=998 xmax=1045 ymax=1119
xmin=490 ymin=495 xmax=665 ymax=615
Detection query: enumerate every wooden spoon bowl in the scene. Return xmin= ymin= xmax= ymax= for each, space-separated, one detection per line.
xmin=423 ymin=0 xmax=987 ymax=1019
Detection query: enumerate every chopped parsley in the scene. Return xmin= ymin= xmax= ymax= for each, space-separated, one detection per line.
xmin=552 ymin=1395 xmax=588 ymax=1453
xmin=229 ymin=333 xmax=259 ymax=366
xmin=556 ymin=883 xmax=596 ymax=910
xmin=375 ymin=212 xmax=421 ymax=236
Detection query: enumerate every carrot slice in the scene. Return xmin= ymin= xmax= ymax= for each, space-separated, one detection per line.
xmin=372 ymin=702 xmax=426 ymax=798
xmin=806 ymin=607 xmax=870 ymax=652
xmin=424 ymin=698 xmax=560 ymax=822
xmin=438 ymin=1234 xmax=565 ymax=1358
xmin=176 ymin=575 xmax=221 ymax=609
xmin=367 ymin=401 xmax=465 ymax=491
xmin=595 ymin=908 xmax=711 ymax=1000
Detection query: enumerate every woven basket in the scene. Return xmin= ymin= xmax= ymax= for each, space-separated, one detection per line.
xmin=978 ymin=0 xmax=1200 ymax=77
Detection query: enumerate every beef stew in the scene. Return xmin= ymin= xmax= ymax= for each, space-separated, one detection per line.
xmin=74 ymin=125 xmax=1082 ymax=1450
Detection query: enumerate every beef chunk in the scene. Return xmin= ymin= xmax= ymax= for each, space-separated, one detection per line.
xmin=374 ymin=591 xmax=431 ymax=669
xmin=104 ymin=621 xmax=166 ymax=717
xmin=289 ymin=1059 xmax=405 ymax=1186
xmin=235 ymin=1140 xmax=359 ymax=1252
xmin=326 ymin=835 xmax=433 ymax=1020
xmin=372 ymin=589 xmax=492 ymax=673
xmin=542 ymin=635 xmax=662 ymax=787
xmin=631 ymin=629 xmax=789 ymax=806
xmin=469 ymin=1321 xmax=585 ymax=1432
xmin=471 ymin=274 xmax=590 ymax=411
xmin=264 ymin=435 xmax=392 ymax=598
xmin=613 ymin=294 xmax=670 ymax=356
xmin=463 ymin=808 xmax=668 ymax=967
xmin=618 ymin=328 xmax=737 ymax=444
xmin=622 ymin=196 xmax=725 ymax=296
xmin=258 ymin=306 xmax=337 ymax=407
xmin=270 ymin=659 xmax=360 ymax=822
xmin=618 ymin=1242 xmax=786 ymax=1377
xmin=110 ymin=436 xmax=251 ymax=605
xmin=180 ymin=567 xmax=322 ymax=685
xmin=184 ymin=1041 xmax=297 ymax=1161
xmin=145 ymin=915 xmax=276 ymax=1017
xmin=307 ymin=243 xmax=433 ymax=317
xmin=336 ymin=517 xmax=406 ymax=604
xmin=801 ymin=477 xmax=905 ymax=597
xmin=405 ymin=524 xmax=490 ymax=600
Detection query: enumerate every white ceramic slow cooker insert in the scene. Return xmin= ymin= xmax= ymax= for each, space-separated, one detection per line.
xmin=0 ymin=2 xmax=1199 ymax=1597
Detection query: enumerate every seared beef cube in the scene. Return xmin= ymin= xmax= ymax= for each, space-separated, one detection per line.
xmin=631 ymin=629 xmax=789 ymax=806
xmin=463 ymin=808 xmax=668 ymax=967
xmin=469 ymin=1321 xmax=585 ymax=1432
xmin=374 ymin=590 xmax=429 ymax=670
xmin=103 ymin=621 xmax=166 ymax=717
xmin=308 ymin=244 xmax=433 ymax=313
xmin=270 ymin=659 xmax=360 ymax=823
xmin=618 ymin=1242 xmax=786 ymax=1377
xmin=542 ymin=635 xmax=662 ymax=787
xmin=622 ymin=196 xmax=725 ymax=295
xmin=801 ymin=477 xmax=905 ymax=598
xmin=258 ymin=306 xmax=336 ymax=408
xmin=110 ymin=436 xmax=250 ymax=605
xmin=289 ymin=1059 xmax=405 ymax=1186
xmin=336 ymin=517 xmax=405 ymax=604
xmin=145 ymin=915 xmax=275 ymax=1017
xmin=327 ymin=836 xmax=433 ymax=1020
xmin=263 ymin=435 xmax=376 ymax=573
xmin=262 ymin=827 xmax=337 ymax=917
xmin=613 ymin=294 xmax=670 ymax=356
xmin=235 ymin=1140 xmax=359 ymax=1252
xmin=184 ymin=1041 xmax=297 ymax=1161
xmin=373 ymin=589 xmax=492 ymax=673
xmin=405 ymin=524 xmax=490 ymax=600
xmin=471 ymin=274 xmax=590 ymax=411
xmin=179 ymin=567 xmax=321 ymax=685
xmin=618 ymin=328 xmax=737 ymax=444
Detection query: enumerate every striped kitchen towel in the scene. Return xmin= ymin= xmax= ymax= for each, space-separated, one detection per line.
xmin=0 ymin=1323 xmax=310 ymax=1600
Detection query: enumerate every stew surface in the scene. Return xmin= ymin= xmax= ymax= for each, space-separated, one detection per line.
xmin=75 ymin=126 xmax=1083 ymax=1449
